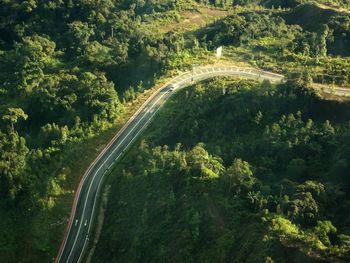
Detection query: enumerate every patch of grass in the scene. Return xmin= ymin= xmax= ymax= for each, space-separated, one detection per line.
xmin=159 ymin=7 xmax=229 ymax=33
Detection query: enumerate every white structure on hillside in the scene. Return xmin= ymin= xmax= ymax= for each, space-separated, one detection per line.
xmin=216 ymin=46 xmax=223 ymax=58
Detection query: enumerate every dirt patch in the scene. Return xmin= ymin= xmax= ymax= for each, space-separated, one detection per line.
xmin=161 ymin=8 xmax=228 ymax=33
xmin=316 ymin=3 xmax=350 ymax=14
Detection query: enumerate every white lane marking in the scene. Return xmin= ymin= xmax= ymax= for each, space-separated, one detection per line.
xmin=65 ymin=90 xmax=170 ymax=262
xmin=56 ymin=72 xmax=174 ymax=262
xmin=57 ymin=132 xmax=110 ymax=262
xmin=208 ymin=69 xmax=279 ymax=83
xmin=60 ymin=67 xmax=282 ymax=262
xmin=335 ymin=88 xmax=350 ymax=92
xmin=184 ymin=69 xmax=283 ymax=85
xmin=76 ymin=169 xmax=109 ymax=263
xmin=67 ymin=100 xmax=158 ymax=261
xmin=61 ymin=66 xmax=346 ymax=262
xmin=76 ymin=90 xmax=174 ymax=263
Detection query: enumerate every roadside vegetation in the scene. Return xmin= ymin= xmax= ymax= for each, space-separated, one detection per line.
xmin=197 ymin=3 xmax=350 ymax=85
xmin=94 ymin=78 xmax=350 ymax=262
xmin=0 ymin=0 xmax=349 ymax=262
xmin=0 ymin=1 xmax=217 ymax=261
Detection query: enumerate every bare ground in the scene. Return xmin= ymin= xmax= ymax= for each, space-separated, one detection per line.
xmin=161 ymin=7 xmax=229 ymax=33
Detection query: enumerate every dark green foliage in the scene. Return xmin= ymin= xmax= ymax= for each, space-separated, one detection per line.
xmin=282 ymin=3 xmax=350 ymax=56
xmin=0 ymin=0 xmax=349 ymax=261
xmin=0 ymin=0 xmax=197 ymax=261
xmin=94 ymin=79 xmax=350 ymax=262
xmin=0 ymin=0 xmax=207 ymax=260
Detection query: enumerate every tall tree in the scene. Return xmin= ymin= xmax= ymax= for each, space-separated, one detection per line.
xmin=0 ymin=130 xmax=29 ymax=200
xmin=224 ymin=158 xmax=255 ymax=194
xmin=2 ymin=108 xmax=28 ymax=133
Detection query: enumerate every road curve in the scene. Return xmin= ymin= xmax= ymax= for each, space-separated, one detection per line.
xmin=55 ymin=66 xmax=349 ymax=263
xmin=313 ymin=83 xmax=350 ymax=97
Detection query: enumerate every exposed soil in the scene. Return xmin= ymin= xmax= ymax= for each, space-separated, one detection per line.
xmin=161 ymin=8 xmax=228 ymax=33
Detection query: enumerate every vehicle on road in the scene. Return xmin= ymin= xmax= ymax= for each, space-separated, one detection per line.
xmin=56 ymin=66 xmax=349 ymax=263
xmin=167 ymin=84 xmax=177 ymax=91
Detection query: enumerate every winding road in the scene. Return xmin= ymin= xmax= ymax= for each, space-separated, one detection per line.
xmin=55 ymin=65 xmax=349 ymax=263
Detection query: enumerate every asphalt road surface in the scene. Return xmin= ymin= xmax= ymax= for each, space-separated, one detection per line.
xmin=55 ymin=66 xmax=349 ymax=263
xmin=313 ymin=83 xmax=350 ymax=97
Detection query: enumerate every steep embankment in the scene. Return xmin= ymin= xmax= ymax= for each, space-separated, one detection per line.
xmin=282 ymin=3 xmax=350 ymax=55
xmin=283 ymin=3 xmax=340 ymax=31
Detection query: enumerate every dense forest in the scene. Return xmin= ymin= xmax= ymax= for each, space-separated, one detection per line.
xmin=94 ymin=79 xmax=350 ymax=262
xmin=0 ymin=0 xmax=349 ymax=262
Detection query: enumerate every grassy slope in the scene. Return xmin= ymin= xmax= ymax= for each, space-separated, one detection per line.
xmin=283 ymin=3 xmax=341 ymax=31
xmin=106 ymin=6 xmax=230 ymax=92
xmin=306 ymin=0 xmax=350 ymax=12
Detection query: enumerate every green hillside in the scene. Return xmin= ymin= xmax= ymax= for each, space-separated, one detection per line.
xmin=93 ymin=79 xmax=350 ymax=262
xmin=0 ymin=0 xmax=349 ymax=262
xmin=283 ymin=3 xmax=341 ymax=31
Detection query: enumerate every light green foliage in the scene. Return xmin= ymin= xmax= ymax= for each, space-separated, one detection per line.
xmin=0 ymin=108 xmax=29 ymax=200
xmin=77 ymin=72 xmax=124 ymax=121
xmin=187 ymin=143 xmax=224 ymax=178
xmin=314 ymin=220 xmax=337 ymax=247
xmin=0 ymin=128 xmax=29 ymax=200
xmin=2 ymin=108 xmax=28 ymax=133
xmin=39 ymin=123 xmax=69 ymax=147
xmin=296 ymin=180 xmax=325 ymax=197
xmin=224 ymin=158 xmax=255 ymax=194
xmin=15 ymin=35 xmax=56 ymax=93
xmin=85 ymin=41 xmax=115 ymax=66
xmin=271 ymin=216 xmax=300 ymax=237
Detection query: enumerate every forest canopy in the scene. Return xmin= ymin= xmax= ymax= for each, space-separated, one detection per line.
xmin=93 ymin=79 xmax=350 ymax=263
xmin=0 ymin=0 xmax=349 ymax=262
